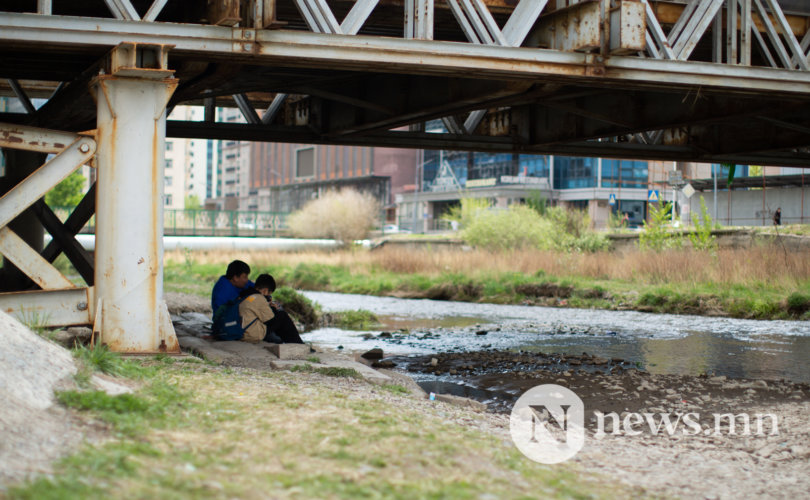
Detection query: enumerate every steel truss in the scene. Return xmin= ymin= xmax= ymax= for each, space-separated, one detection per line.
xmin=1 ymin=1 xmax=809 ymax=351
xmin=1 ymin=1 xmax=809 ymax=166
xmin=0 ymin=43 xmax=180 ymax=353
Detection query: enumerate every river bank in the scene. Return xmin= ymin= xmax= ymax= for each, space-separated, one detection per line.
xmin=165 ymin=245 xmax=810 ymax=321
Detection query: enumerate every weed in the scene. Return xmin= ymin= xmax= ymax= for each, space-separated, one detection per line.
xmin=73 ymin=343 xmax=149 ymax=379
xmin=17 ymin=307 xmax=52 ymax=339
xmin=639 ymin=202 xmax=683 ymax=251
xmin=689 ymin=197 xmax=718 ymax=252
xmin=332 ymin=309 xmax=379 ymax=330
xmin=381 ymin=384 xmax=410 ymax=395
xmin=306 ymin=356 xmax=321 ymax=363
xmin=290 ymin=364 xmax=361 ymax=378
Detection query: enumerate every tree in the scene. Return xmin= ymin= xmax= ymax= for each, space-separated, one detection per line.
xmin=184 ymin=194 xmax=201 ymax=210
xmin=45 ymin=171 xmax=85 ymax=207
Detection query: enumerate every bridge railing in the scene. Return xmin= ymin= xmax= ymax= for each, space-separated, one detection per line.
xmin=49 ymin=207 xmax=291 ymax=237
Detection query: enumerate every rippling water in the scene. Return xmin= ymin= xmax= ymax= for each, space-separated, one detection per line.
xmin=302 ymin=291 xmax=810 ymax=382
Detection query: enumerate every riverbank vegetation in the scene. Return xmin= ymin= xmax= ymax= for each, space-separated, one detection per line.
xmin=165 ymin=244 xmax=810 ymax=320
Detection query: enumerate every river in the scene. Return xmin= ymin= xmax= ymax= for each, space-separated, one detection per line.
xmin=301 ymin=291 xmax=810 ymax=383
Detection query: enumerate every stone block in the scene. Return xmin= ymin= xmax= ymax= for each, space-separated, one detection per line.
xmin=264 ymin=343 xmax=311 ymax=360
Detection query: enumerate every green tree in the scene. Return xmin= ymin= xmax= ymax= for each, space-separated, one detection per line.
xmin=45 ymin=171 xmax=85 ymax=207
xmin=184 ymin=194 xmax=201 ymax=210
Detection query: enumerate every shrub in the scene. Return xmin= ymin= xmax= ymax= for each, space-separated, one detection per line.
xmin=443 ymin=197 xmax=492 ymax=229
xmin=288 ymin=188 xmax=379 ymax=245
xmin=639 ymin=202 xmax=683 ymax=251
xmin=786 ymin=292 xmax=810 ymax=316
xmin=462 ymin=204 xmax=550 ymax=250
xmin=689 ymin=196 xmax=718 ymax=252
xmin=273 ymin=286 xmax=320 ymax=331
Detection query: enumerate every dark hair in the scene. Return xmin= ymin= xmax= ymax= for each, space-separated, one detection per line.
xmin=255 ymin=273 xmax=276 ymax=292
xmin=225 ymin=260 xmax=250 ymax=279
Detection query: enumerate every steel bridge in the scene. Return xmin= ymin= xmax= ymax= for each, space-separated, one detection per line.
xmin=1 ymin=0 xmax=809 ymax=352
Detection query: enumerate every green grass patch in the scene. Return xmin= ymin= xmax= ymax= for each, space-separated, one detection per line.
xmin=290 ymin=364 xmax=361 ymax=378
xmin=331 ymin=309 xmax=379 ymax=330
xmin=380 ymin=384 xmax=411 ymax=395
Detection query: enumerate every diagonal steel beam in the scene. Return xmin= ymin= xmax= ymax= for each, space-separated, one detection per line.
xmin=341 ymin=0 xmax=380 ymax=35
xmin=41 ymin=182 xmax=96 ymax=267
xmin=643 ymin=0 xmax=676 ymax=59
xmin=0 ymin=226 xmax=74 ymax=290
xmin=143 ymin=0 xmax=168 ymax=22
xmin=31 ymin=199 xmax=95 ymax=285
xmin=761 ymin=0 xmax=809 ymax=70
xmin=448 ymin=0 xmax=547 ymax=133
xmin=103 ymin=0 xmax=140 ymax=21
xmin=752 ymin=0 xmax=794 ymax=69
xmin=0 ymin=134 xmax=96 ymax=229
xmin=7 ymin=79 xmax=36 ymax=114
xmin=233 ymin=93 xmax=261 ymax=124
xmin=293 ymin=0 xmax=342 ymax=34
xmin=502 ymin=0 xmax=548 ymax=47
xmin=672 ymin=0 xmax=724 ymax=60
xmin=441 ymin=116 xmax=465 ymax=134
xmin=752 ymin=21 xmax=779 ymax=68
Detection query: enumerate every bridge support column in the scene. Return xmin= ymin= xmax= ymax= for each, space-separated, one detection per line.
xmin=91 ymin=43 xmax=180 ymax=353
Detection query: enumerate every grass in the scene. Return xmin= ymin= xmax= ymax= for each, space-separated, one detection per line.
xmin=290 ymin=363 xmax=361 ymax=378
xmin=331 ymin=309 xmax=379 ymax=330
xmin=7 ymin=362 xmax=636 ymax=499
xmin=165 ymin=245 xmax=810 ymax=320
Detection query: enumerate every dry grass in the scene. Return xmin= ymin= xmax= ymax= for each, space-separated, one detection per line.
xmin=167 ymin=245 xmax=810 ymax=289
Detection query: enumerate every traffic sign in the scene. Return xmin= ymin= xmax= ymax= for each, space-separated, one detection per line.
xmin=608 ymin=194 xmax=616 ymax=206
xmin=681 ymin=183 xmax=695 ymax=198
xmin=648 ymin=190 xmax=660 ymax=202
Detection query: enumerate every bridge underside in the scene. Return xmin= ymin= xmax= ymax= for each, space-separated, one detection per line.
xmin=2 ymin=0 xmax=810 ymax=166
xmin=1 ymin=0 xmax=810 ymax=352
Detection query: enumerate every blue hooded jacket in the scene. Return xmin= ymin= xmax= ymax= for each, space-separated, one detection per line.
xmin=211 ymin=275 xmax=255 ymax=312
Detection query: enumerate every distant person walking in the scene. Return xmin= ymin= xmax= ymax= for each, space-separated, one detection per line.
xmin=773 ymin=207 xmax=782 ymax=226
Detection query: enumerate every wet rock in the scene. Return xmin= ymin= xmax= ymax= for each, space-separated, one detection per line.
xmin=753 ymin=380 xmax=768 ymax=389
xmin=361 ymin=348 xmax=384 ymax=360
xmin=378 ymin=332 xmax=393 ymax=338
xmin=592 ymin=356 xmax=608 ymax=365
xmin=372 ymin=360 xmax=396 ymax=368
xmin=709 ymin=375 xmax=727 ymax=383
xmin=476 ymin=330 xmax=488 ymax=336
xmin=430 ymin=357 xmax=439 ymax=367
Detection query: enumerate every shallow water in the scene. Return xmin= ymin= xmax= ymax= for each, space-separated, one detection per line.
xmin=302 ymin=291 xmax=810 ymax=382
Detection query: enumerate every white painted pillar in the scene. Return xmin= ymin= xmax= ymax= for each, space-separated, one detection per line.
xmin=91 ymin=44 xmax=179 ymax=353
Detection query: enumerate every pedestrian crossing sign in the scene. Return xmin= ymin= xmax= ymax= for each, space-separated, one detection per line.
xmin=648 ymin=190 xmax=660 ymax=202
xmin=608 ymin=194 xmax=616 ymax=206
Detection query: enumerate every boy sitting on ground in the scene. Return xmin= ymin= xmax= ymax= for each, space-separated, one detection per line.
xmin=238 ymin=274 xmax=305 ymax=344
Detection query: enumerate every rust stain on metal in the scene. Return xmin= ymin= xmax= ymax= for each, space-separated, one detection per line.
xmin=53 ymin=143 xmax=65 ymax=148
xmin=137 ymin=257 xmax=144 ymax=264
xmin=159 ymin=340 xmax=167 ymax=352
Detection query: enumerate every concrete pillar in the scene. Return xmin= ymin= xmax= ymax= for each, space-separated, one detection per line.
xmin=0 ymin=149 xmax=46 ymax=291
xmin=91 ymin=43 xmax=179 ymax=353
